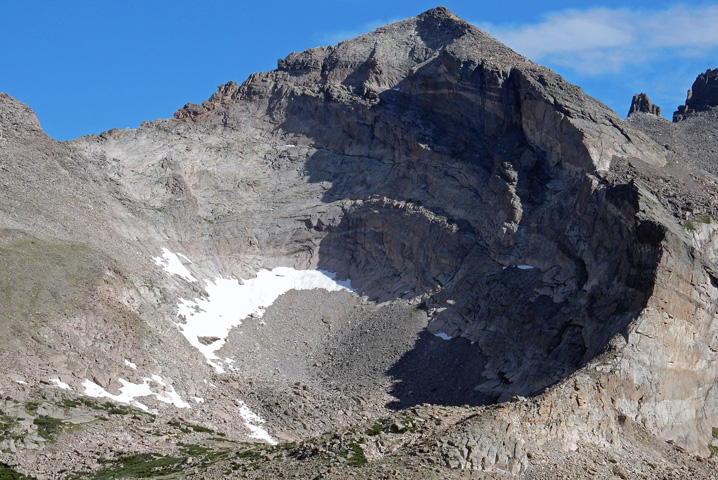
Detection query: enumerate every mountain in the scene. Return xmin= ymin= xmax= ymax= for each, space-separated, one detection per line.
xmin=1 ymin=7 xmax=718 ymax=479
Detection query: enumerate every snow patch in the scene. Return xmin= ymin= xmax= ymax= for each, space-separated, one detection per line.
xmin=434 ymin=332 xmax=453 ymax=341
xmin=502 ymin=264 xmax=535 ymax=270
xmin=83 ymin=379 xmax=149 ymax=412
xmin=15 ymin=380 xmax=27 ymax=385
xmin=175 ymin=266 xmax=354 ymax=372
xmin=225 ymin=357 xmax=238 ymax=372
xmin=149 ymin=374 xmax=192 ymax=409
xmin=237 ymin=400 xmax=277 ymax=445
xmin=50 ymin=378 xmax=72 ymax=390
xmin=192 ymin=397 xmax=205 ymax=404
xmin=124 ymin=359 xmax=137 ymax=369
xmin=82 ymin=375 xmax=191 ymax=411
xmin=153 ymin=248 xmax=196 ymax=282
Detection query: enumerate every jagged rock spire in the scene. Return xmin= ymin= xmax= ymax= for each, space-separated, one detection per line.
xmin=628 ymin=93 xmax=661 ymax=118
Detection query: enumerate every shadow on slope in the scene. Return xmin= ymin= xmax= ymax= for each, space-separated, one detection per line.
xmin=384 ymin=331 xmax=493 ymax=409
xmin=309 ymin=166 xmax=663 ymax=408
xmin=303 ymin=142 xmax=663 ymax=409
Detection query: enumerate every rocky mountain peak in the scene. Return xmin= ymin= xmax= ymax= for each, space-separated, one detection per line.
xmin=175 ymin=7 xmax=665 ymax=175
xmin=673 ymin=68 xmax=718 ymax=121
xmin=413 ymin=6 xmax=469 ymax=30
xmin=419 ymin=5 xmax=454 ymax=18
xmin=627 ymin=92 xmax=661 ymax=117
xmin=175 ymin=7 xmax=530 ymax=122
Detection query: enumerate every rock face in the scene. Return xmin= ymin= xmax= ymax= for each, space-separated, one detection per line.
xmin=673 ymin=68 xmax=718 ymax=121
xmin=1 ymin=7 xmax=718 ymax=479
xmin=628 ymin=92 xmax=661 ymax=117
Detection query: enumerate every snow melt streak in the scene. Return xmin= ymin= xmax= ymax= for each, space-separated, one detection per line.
xmin=238 ymin=400 xmax=277 ymax=445
xmin=153 ymin=248 xmax=196 ymax=282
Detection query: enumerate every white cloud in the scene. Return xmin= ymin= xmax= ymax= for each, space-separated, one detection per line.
xmin=644 ymin=5 xmax=718 ymax=48
xmin=479 ymin=9 xmax=633 ymax=59
xmin=480 ymin=5 xmax=718 ymax=74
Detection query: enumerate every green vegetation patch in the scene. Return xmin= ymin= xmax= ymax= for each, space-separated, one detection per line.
xmin=177 ymin=443 xmax=231 ymax=470
xmin=178 ymin=443 xmax=211 ymax=457
xmin=366 ymin=421 xmax=384 ymax=436
xmin=695 ymin=213 xmax=712 ymax=224
xmin=24 ymin=402 xmax=41 ymax=414
xmin=685 ymin=214 xmax=713 ymax=232
xmin=272 ymin=441 xmax=296 ymax=451
xmin=336 ymin=441 xmax=368 ymax=467
xmin=0 ymin=416 xmax=22 ymax=441
xmin=0 ymin=463 xmax=37 ymax=480
xmin=57 ymin=398 xmax=84 ymax=409
xmin=391 ymin=416 xmax=418 ymax=434
xmin=33 ymin=415 xmax=63 ymax=441
xmin=57 ymin=397 xmax=152 ymax=418
xmin=68 ymin=443 xmax=235 ymax=479
xmin=366 ymin=416 xmax=417 ymax=435
xmin=168 ymin=420 xmax=215 ymax=434
xmin=67 ymin=453 xmax=184 ymax=480
xmin=235 ymin=448 xmax=263 ymax=461
xmin=346 ymin=442 xmax=367 ymax=467
xmin=712 ymin=427 xmax=718 ymax=439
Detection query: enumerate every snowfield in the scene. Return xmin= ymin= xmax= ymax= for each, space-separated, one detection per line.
xmin=154 ymin=249 xmax=355 ymax=373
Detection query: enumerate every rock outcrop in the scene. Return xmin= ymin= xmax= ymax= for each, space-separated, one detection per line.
xmin=1 ymin=7 xmax=718 ymax=479
xmin=674 ymin=68 xmax=718 ymax=121
xmin=628 ymin=92 xmax=661 ymax=117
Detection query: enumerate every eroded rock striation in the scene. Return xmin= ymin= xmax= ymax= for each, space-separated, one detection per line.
xmin=1 ymin=7 xmax=718 ymax=479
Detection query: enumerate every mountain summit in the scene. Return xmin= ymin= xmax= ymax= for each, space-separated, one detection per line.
xmin=178 ymin=6 xmax=665 ymax=174
xmin=1 ymin=7 xmax=718 ymax=479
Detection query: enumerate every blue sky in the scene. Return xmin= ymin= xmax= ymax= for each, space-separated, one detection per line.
xmin=2 ymin=1 xmax=717 ymax=140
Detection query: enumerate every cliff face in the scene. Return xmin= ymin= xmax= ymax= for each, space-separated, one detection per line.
xmin=1 ymin=7 xmax=718 ymax=479
xmin=674 ymin=68 xmax=718 ymax=121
